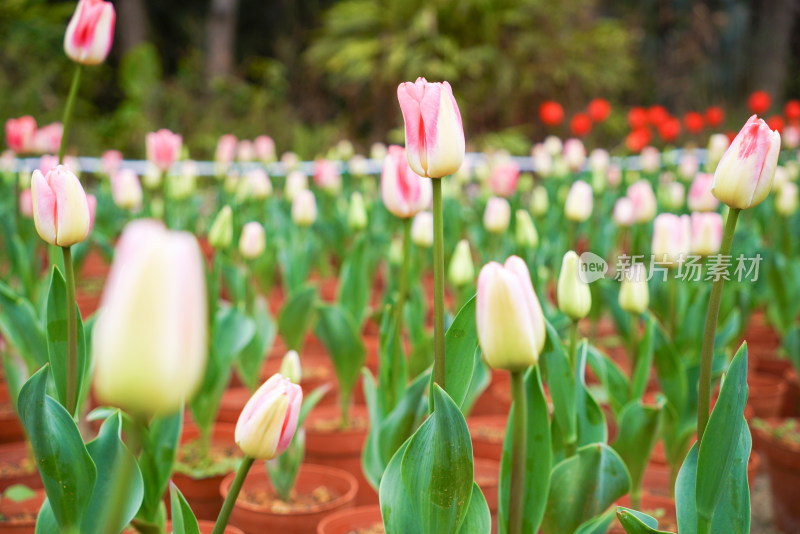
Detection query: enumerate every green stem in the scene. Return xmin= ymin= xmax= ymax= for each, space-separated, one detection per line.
xmin=568 ymin=320 xmax=579 ymax=372
xmin=668 ymin=272 xmax=678 ymax=337
xmin=58 ymin=65 xmax=83 ymax=164
xmin=62 ymin=246 xmax=78 ymax=416
xmin=13 ymin=175 xmax=20 ymax=232
xmin=629 ymin=313 xmax=638 ymax=396
xmin=508 ymin=370 xmax=527 ymax=534
xmin=160 ymin=171 xmax=168 ymax=225
xmin=696 ymin=208 xmax=740 ymax=444
xmin=432 ymin=179 xmax=445 ymax=391
xmin=213 ymin=456 xmax=255 ymax=534
xmin=697 ymin=515 xmax=712 ymax=534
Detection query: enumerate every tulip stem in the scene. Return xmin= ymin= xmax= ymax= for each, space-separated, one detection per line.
xmin=697 ymin=207 xmax=740 ymax=444
xmin=568 ymin=320 xmax=579 ymax=372
xmin=58 ymin=65 xmax=83 ymax=165
xmin=62 ymin=246 xmax=78 ymax=417
xmin=508 ymin=369 xmax=527 ymax=534
xmin=432 ymin=179 xmax=445 ymax=391
xmin=213 ymin=455 xmax=255 ymax=534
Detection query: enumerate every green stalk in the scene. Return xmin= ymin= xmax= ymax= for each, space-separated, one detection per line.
xmin=508 ymin=370 xmax=527 ymax=534
xmin=160 ymin=171 xmax=168 ymax=226
xmin=629 ymin=313 xmax=638 ymax=396
xmin=568 ymin=320 xmax=579 ymax=372
xmin=62 ymin=246 xmax=78 ymax=416
xmin=213 ymin=456 xmax=255 ymax=534
xmin=432 ymin=179 xmax=445 ymax=390
xmin=58 ymin=65 xmax=83 ymax=165
xmin=696 ymin=208 xmax=740 ymax=443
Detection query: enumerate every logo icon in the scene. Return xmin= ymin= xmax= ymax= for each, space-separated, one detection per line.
xmin=578 ymin=252 xmax=608 ymax=283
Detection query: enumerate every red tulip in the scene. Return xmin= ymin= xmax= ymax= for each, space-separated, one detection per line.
xmin=705 ymin=106 xmax=725 ymax=127
xmin=658 ymin=117 xmax=681 ymax=142
xmin=784 ymin=100 xmax=800 ymax=121
xmin=570 ymin=113 xmax=592 ymax=137
xmin=647 ymin=105 xmax=669 ymax=126
xmin=684 ymin=112 xmax=705 ymax=134
xmin=748 ymin=91 xmax=771 ymax=114
xmin=539 ymin=101 xmax=565 ymax=126
xmin=626 ymin=128 xmax=651 ymax=153
xmin=627 ymin=107 xmax=648 ymax=130
xmin=766 ymin=115 xmax=785 ymax=134
xmin=587 ymin=98 xmax=611 ymax=122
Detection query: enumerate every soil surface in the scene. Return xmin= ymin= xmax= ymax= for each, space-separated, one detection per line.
xmin=345 ymin=524 xmax=383 ymax=534
xmin=239 ymin=484 xmax=338 ymax=514
xmin=751 ymin=472 xmax=780 ymax=534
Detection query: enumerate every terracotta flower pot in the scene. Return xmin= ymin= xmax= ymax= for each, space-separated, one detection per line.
xmin=173 ymin=423 xmax=242 ymax=521
xmin=782 ymin=370 xmax=800 ymax=417
xmin=317 ymin=504 xmax=382 ymax=534
xmin=0 ymin=384 xmax=25 ymax=445
xmin=0 ymin=443 xmax=41 ymax=491
xmin=467 ymin=415 xmax=508 ymax=463
xmin=753 ymin=418 xmax=800 ymax=533
xmin=0 ymin=488 xmax=44 ymax=533
xmin=469 ymin=370 xmax=509 ymax=417
xmin=747 ymin=373 xmax=788 ymax=419
xmin=166 ymin=520 xmax=244 ymax=534
xmin=220 ymin=463 xmax=357 ymax=534
xmin=305 ymin=405 xmax=373 ymax=505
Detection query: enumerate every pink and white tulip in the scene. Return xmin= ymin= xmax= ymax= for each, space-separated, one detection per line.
xmin=483 ymin=197 xmax=511 ymax=234
xmin=146 ymin=129 xmax=182 ymax=172
xmin=292 ymin=189 xmax=317 ymax=227
xmin=254 ymin=135 xmax=276 ymax=162
xmin=19 ymin=189 xmax=33 ymax=218
xmin=32 ymin=123 xmax=63 ymax=155
xmin=5 ymin=116 xmax=37 ymax=154
xmin=627 ymin=180 xmax=657 ymax=223
xmin=687 ymin=173 xmax=719 ymax=212
xmin=31 ymin=165 xmax=91 ymax=247
xmin=690 ymin=212 xmax=723 ymax=256
xmin=111 ymin=169 xmax=143 ymax=211
xmin=651 ymin=213 xmax=691 ymax=267
xmin=235 ymin=374 xmax=302 ymax=460
xmin=313 ymin=159 xmax=342 ymax=193
xmin=101 ymin=149 xmax=123 ymax=176
xmin=381 ymin=145 xmax=432 ymax=218
xmin=488 ymin=161 xmax=520 ymax=197
xmin=239 ymin=221 xmax=266 ymax=259
xmin=215 ymin=134 xmax=238 ymax=166
xmin=64 ymin=0 xmax=116 ymax=66
xmin=564 ymin=180 xmax=593 ymax=222
xmin=612 ymin=197 xmax=635 ymax=227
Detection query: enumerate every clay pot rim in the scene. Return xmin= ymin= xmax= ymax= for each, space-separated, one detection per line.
xmin=316 ymin=504 xmax=382 ymax=534
xmin=752 ymin=417 xmax=800 ymax=454
xmin=219 ymin=462 xmax=358 ymax=517
xmin=305 ymin=404 xmax=369 ymax=437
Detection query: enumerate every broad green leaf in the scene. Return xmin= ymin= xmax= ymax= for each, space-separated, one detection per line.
xmin=314 ymin=304 xmax=366 ymax=414
xmin=337 ymin=234 xmax=372 ymax=326
xmin=575 ymin=342 xmax=607 ymax=447
xmin=236 ymin=297 xmax=276 ymax=391
xmin=541 ymin=443 xmax=631 ymax=534
xmin=278 ymin=285 xmax=318 ymax=351
xmin=0 ymin=279 xmax=48 ymax=371
xmin=544 ymin=320 xmax=577 ymax=450
xmin=586 ymin=344 xmax=630 ymax=416
xmin=651 ymin=316 xmax=687 ymax=412
xmin=458 ymin=483 xmax=492 ymax=534
xmin=439 ymin=296 xmax=480 ymax=412
xmin=631 ymin=316 xmax=655 ymax=400
xmin=612 ymin=399 xmax=665 ymax=500
xmin=616 ymin=507 xmax=674 ymax=533
xmin=169 ymin=482 xmax=201 ymax=534
xmin=575 ymin=507 xmax=618 ymax=533
xmin=461 ymin=350 xmax=491 ymax=417
xmin=380 ymin=440 xmax=418 ymax=532
xmin=18 ymin=366 xmax=96 ymax=531
xmin=138 ymin=410 xmax=183 ymax=524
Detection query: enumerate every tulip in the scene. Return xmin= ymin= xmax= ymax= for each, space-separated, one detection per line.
xmin=279 ymin=351 xmax=302 ymax=385
xmin=281 ymin=151 xmax=299 ymax=170
xmin=772 ymin=166 xmax=790 ymax=192
xmin=397 ymin=77 xmax=465 ymax=178
xmin=690 ymin=212 xmax=723 ymax=256
xmin=31 ymin=165 xmax=91 ymax=247
xmin=589 ymin=149 xmax=610 ymax=175
xmin=239 ymin=222 xmax=266 ymax=259
xmin=64 ymin=0 xmax=116 ymax=66
xmin=0 ymin=150 xmax=15 ymax=173
xmin=169 ymin=161 xmax=197 ymax=200
xmin=658 ymin=180 xmax=685 ymax=211
xmin=489 ymin=161 xmax=520 ymax=197
xmin=544 ymin=136 xmax=563 ymax=156
xmin=5 ymin=116 xmax=36 ymax=154
xmin=336 ymin=139 xmax=355 ymax=160
xmin=783 ymin=125 xmax=800 ymax=150
xmin=240 ymin=168 xmax=272 ymax=201
xmin=142 ymin=162 xmax=162 ymax=189
xmin=146 ymin=129 xmax=182 ymax=172
xmin=254 ymin=135 xmax=276 ymax=162
xmin=284 ymin=170 xmax=308 ymax=202
xmin=235 ymin=373 xmax=302 ymax=460
xmin=712 ymin=115 xmax=781 ymax=210
xmin=101 ymin=149 xmax=123 ymax=176
xmin=476 ymin=256 xmax=546 ymax=371
xmin=93 ymin=220 xmax=207 ymax=415
xmin=627 ymin=180 xmax=657 ymax=223
xmin=208 ymin=206 xmax=233 ymax=249
xmin=237 ymin=140 xmax=255 ymax=163
xmin=687 ymin=173 xmax=719 ymax=212
xmin=678 ymin=153 xmax=699 ymax=181
xmin=557 ymin=251 xmax=592 ymax=320
xmin=651 ymin=213 xmax=691 ymax=267
xmin=410 ymin=211 xmax=434 ymax=247
xmin=619 ymin=263 xmax=649 ymax=315
xmin=348 ymin=192 xmax=368 ymax=231
xmin=38 ymin=154 xmax=60 ymax=176
xmin=381 ymin=145 xmax=432 ymax=218
xmin=530 ymin=185 xmax=549 ymax=217
xmin=215 ymin=134 xmax=238 ymax=170
xmin=484 ymin=197 xmax=511 ymax=234
xmin=564 ymin=180 xmax=593 ymax=222
xmin=776 ymin=182 xmax=799 ymax=216
xmin=563 ymin=138 xmax=586 ymax=172
xmin=111 ymin=169 xmax=142 ymax=211
xmin=515 ymin=210 xmax=538 ymax=249
xmin=612 ymin=197 xmax=635 ymax=227
xmin=531 ymin=144 xmax=553 ymax=177
xmin=639 ymin=146 xmax=661 ymax=174
xmin=539 ymin=101 xmax=565 ymax=126
xmin=448 ymin=239 xmax=475 ymax=287
xmin=370 ymin=142 xmax=388 ymax=161
xmin=348 ymin=155 xmax=369 ymax=177
xmin=292 ymin=189 xmax=317 ymax=227
xmin=706 ymin=133 xmax=731 ymax=173
xmin=19 ymin=189 xmax=33 ymax=218
xmin=32 ymin=123 xmax=63 ymax=155
xmin=607 ymin=164 xmax=623 ymax=188
xmin=313 ymin=159 xmax=342 ymax=193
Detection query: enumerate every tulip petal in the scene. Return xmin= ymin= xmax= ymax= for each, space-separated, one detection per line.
xmin=31 ymin=170 xmax=57 ymax=245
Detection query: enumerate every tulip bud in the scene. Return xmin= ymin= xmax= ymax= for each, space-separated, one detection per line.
xmin=284 ymin=170 xmax=308 ymax=202
xmin=281 ymin=151 xmax=299 ymax=171
xmin=101 ymin=149 xmax=123 ymax=177
xmin=279 ymin=351 xmax=302 ymax=384
xmin=313 ymin=159 xmax=342 ymax=194
xmin=658 ymin=180 xmax=685 ymax=211
xmin=31 ymin=165 xmax=91 ymax=247
xmin=476 ymin=256 xmax=546 ymax=371
xmin=348 ymin=192 xmax=368 ymax=231
xmin=776 ymin=182 xmax=799 ymax=216
xmin=370 ymin=142 xmax=388 ymax=160
xmin=690 ymin=212 xmax=723 ymax=256
xmin=110 ymin=169 xmax=142 ymax=211
xmin=235 ymin=374 xmax=302 ymax=460
xmin=448 ymin=239 xmax=475 ymax=287
xmin=411 ymin=211 xmax=434 ymax=248
xmin=483 ymin=197 xmax=511 ymax=234
xmin=208 ymin=206 xmax=233 ymax=249
xmin=557 ymin=251 xmax=592 ymax=320
xmin=563 ymin=139 xmax=586 ymax=172
xmin=237 ymin=140 xmax=255 ymax=163
xmin=93 ymin=220 xmax=207 ymax=415
xmin=254 ymin=135 xmax=276 ymax=163
xmin=564 ymin=180 xmax=593 ymax=222
xmin=619 ymin=263 xmax=649 ymax=315
xmin=639 ymin=146 xmax=661 ymax=174
xmin=142 ymin=163 xmax=162 ymax=189
xmin=706 ymin=133 xmax=731 ymax=173
xmin=627 ymin=180 xmax=657 ymax=223
xmin=239 ymin=222 xmax=266 ymax=259
xmin=215 ymin=134 xmax=238 ymax=166
xmin=687 ymin=173 xmax=719 ymax=212
xmin=613 ymin=197 xmax=635 ymax=227
xmin=783 ymin=125 xmax=800 ymax=150
xmin=5 ymin=116 xmax=37 ymax=154
xmin=292 ymin=189 xmax=317 ymax=227
xmin=772 ymin=166 xmax=790 ymax=192
xmin=530 ymin=185 xmax=549 ymax=216
xmin=388 ymin=237 xmax=404 ymax=265
xmin=397 ymin=77 xmax=465 ymax=178
xmin=239 ymin=169 xmax=273 ymax=201
xmin=531 ymin=144 xmax=553 ymax=177
xmin=651 ymin=213 xmax=691 ymax=267
xmin=336 ymin=139 xmax=355 ymax=160
xmin=64 ymin=0 xmax=116 ymax=66
xmin=146 ymin=129 xmax=182 ymax=173
xmin=712 ymin=115 xmax=781 ymax=210
xmin=381 ymin=145 xmax=432 ymax=218
xmin=544 ymin=136 xmax=563 ymax=156
xmin=589 ymin=149 xmax=610 ymax=175
xmin=32 ymin=123 xmax=63 ymax=155
xmin=489 ymin=161 xmax=520 ymax=197
xmin=515 ymin=210 xmax=538 ymax=249
xmin=678 ymin=153 xmax=699 ymax=181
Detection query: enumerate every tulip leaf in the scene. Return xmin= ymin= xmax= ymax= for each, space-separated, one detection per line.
xmin=612 ymin=398 xmax=665 ymax=501
xmin=497 ymin=366 xmax=551 ymax=534
xmin=169 ymin=482 xmax=201 ymax=534
xmin=586 ymin=343 xmax=630 ymax=416
xmin=0 ymin=279 xmax=48 ymax=372
xmin=575 ymin=507 xmax=618 ymax=533
xmin=616 ymin=507 xmax=674 ymax=533
xmin=278 ymin=285 xmax=318 ymax=352
xmin=458 ymin=483 xmax=492 ymax=534
xmin=631 ymin=315 xmax=656 ymax=400
xmin=575 ymin=342 xmax=607 ymax=447
xmin=338 ymin=234 xmax=372 ymax=327
xmin=137 ymin=410 xmax=183 ymax=526
xmin=378 ymin=300 xmax=407 ymax=413
xmin=17 ymin=365 xmax=96 ymax=531
xmin=651 ymin=316 xmax=687 ymax=413
xmin=541 ymin=443 xmax=630 ymax=534
xmin=543 ymin=320 xmax=577 ymax=451
xmin=236 ymin=296 xmax=276 ymax=391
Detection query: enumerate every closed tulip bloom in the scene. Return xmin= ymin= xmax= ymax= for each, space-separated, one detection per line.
xmin=678 ymin=153 xmax=699 ymax=181
xmin=563 ymin=138 xmax=586 ymax=172
xmin=381 ymin=145 xmax=432 ymax=218
xmin=101 ymin=149 xmax=123 ymax=177
xmin=111 ymin=169 xmax=142 ymax=211
xmin=639 ymin=147 xmax=661 ymax=174
xmin=411 ymin=211 xmax=434 ymax=247
xmin=292 ymin=189 xmax=317 ymax=227
xmin=146 ymin=129 xmax=182 ymax=172
xmin=476 ymin=256 xmax=546 ymax=371
xmin=279 ymin=351 xmax=302 ymax=385
xmin=284 ymin=170 xmax=308 ymax=202
xmin=215 ymin=134 xmax=237 ymax=165
xmin=348 ymin=192 xmax=368 ymax=231
xmin=348 ymin=155 xmax=369 ymax=177
xmin=712 ymin=115 xmax=781 ymax=209
xmin=515 ymin=210 xmax=538 ymax=248
xmin=5 ymin=116 xmax=37 ymax=154
xmin=687 ymin=173 xmax=719 ymax=212
xmin=397 ymin=77 xmax=465 ymax=178
xmin=241 ymin=168 xmax=272 ymax=200
xmin=652 ymin=213 xmax=691 ymax=267
xmin=254 ymin=135 xmax=276 ymax=162
xmin=772 ymin=166 xmax=790 ymax=192
xmin=690 ymin=212 xmax=723 ymax=256
xmin=564 ymin=180 xmax=593 ymax=222
xmin=239 ymin=222 xmax=266 ymax=259
xmin=783 ymin=125 xmax=800 ymax=150
xmin=235 ymin=374 xmax=302 ymax=460
xmin=619 ymin=263 xmax=649 ymax=314
xmin=313 ymin=159 xmax=342 ymax=194
xmin=530 ymin=186 xmax=549 ymax=217
xmin=370 ymin=142 xmax=388 ymax=160
xmin=93 ymin=220 xmax=207 ymax=415
xmin=208 ymin=206 xmax=233 ymax=249
xmin=627 ymin=180 xmax=657 ymax=223
xmin=32 ymin=123 xmax=63 ymax=155
xmin=531 ymin=144 xmax=553 ymax=177
xmin=489 ymin=161 xmax=520 ymax=197
xmin=484 ymin=197 xmax=511 ymax=234
xmin=557 ymin=251 xmax=592 ymax=320
xmin=237 ymin=140 xmax=255 ymax=163
xmin=607 ymin=164 xmax=623 ymax=188
xmin=658 ymin=181 xmax=685 ymax=211
xmin=775 ymin=182 xmax=798 ymax=216
xmin=31 ymin=165 xmax=91 ymax=247
xmin=281 ymin=151 xmax=299 ymax=171
xmin=64 ymin=0 xmax=115 ymax=65
xmin=613 ymin=197 xmax=635 ymax=227
xmin=448 ymin=239 xmax=475 ymax=287
xmin=706 ymin=133 xmax=731 ymax=173
xmin=19 ymin=189 xmax=33 ymax=218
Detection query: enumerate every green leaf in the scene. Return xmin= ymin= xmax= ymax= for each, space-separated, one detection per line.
xmin=616 ymin=507 xmax=674 ymax=533
xmin=138 ymin=410 xmax=183 ymax=525
xmin=337 ymin=234 xmax=372 ymax=326
xmin=169 ymin=482 xmax=201 ymax=534
xmin=314 ymin=304 xmax=366 ymax=414
xmin=0 ymin=279 xmax=48 ymax=371
xmin=498 ymin=366 xmax=551 ymax=534
xmin=651 ymin=316 xmax=687 ymax=413
xmin=612 ymin=399 xmax=665 ymax=500
xmin=378 ymin=300 xmax=406 ymax=413
xmin=278 ymin=285 xmax=318 ymax=351
xmin=586 ymin=344 xmax=630 ymax=416
xmin=3 ymin=484 xmax=36 ymax=502
xmin=575 ymin=342 xmax=607 ymax=447
xmin=236 ymin=297 xmax=276 ymax=391
xmin=458 ymin=483 xmax=492 ymax=534
xmin=461 ymin=351 xmax=491 ymax=417
xmin=575 ymin=507 xmax=618 ymax=533
xmin=17 ymin=366 xmax=96 ymax=531
xmin=631 ymin=316 xmax=655 ymax=400
xmin=541 ymin=443 xmax=631 ymax=534
xmin=543 ymin=320 xmax=577 ymax=450
xmin=439 ymin=295 xmax=479 ymax=412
